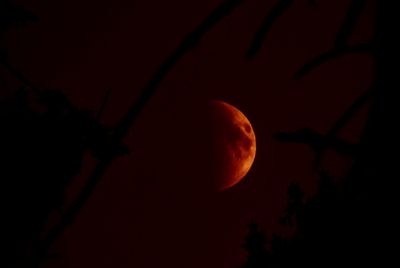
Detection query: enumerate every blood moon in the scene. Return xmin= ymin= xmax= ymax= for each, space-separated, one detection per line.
xmin=210 ymin=100 xmax=256 ymax=191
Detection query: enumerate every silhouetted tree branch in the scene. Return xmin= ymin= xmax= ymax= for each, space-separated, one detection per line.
xmin=242 ymin=1 xmax=394 ymax=267
xmin=0 ymin=0 xmax=36 ymax=33
xmin=241 ymin=221 xmax=269 ymax=268
xmin=0 ymin=59 xmax=42 ymax=95
xmin=38 ymin=0 xmax=245 ymax=262
xmin=0 ymin=1 xmax=39 ymax=95
xmin=274 ymin=128 xmax=359 ymax=156
xmin=246 ymin=0 xmax=293 ymax=59
xmin=313 ymin=88 xmax=372 ymax=167
xmin=308 ymin=0 xmax=317 ymax=7
xmin=96 ymin=88 xmax=112 ymax=120
xmin=113 ymin=0 xmax=244 ymax=142
xmin=294 ymin=42 xmax=371 ymax=78
xmin=280 ymin=182 xmax=304 ymax=226
xmin=328 ymin=89 xmax=372 ymax=138
xmin=36 ymin=158 xmax=111 ymax=262
xmin=335 ymin=0 xmax=367 ymax=48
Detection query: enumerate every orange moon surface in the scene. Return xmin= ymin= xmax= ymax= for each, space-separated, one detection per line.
xmin=210 ymin=100 xmax=256 ymax=191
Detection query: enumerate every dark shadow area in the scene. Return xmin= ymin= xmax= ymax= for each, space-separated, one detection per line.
xmin=1 ymin=4 xmax=122 ymax=265
xmin=0 ymin=87 xmax=86 ymax=266
xmin=0 ymin=0 xmax=245 ymax=266
xmin=0 ymin=81 xmax=122 ymax=267
xmin=241 ymin=168 xmax=379 ymax=267
xmin=241 ymin=1 xmax=398 ymax=267
xmin=1 ymin=0 xmax=396 ymax=267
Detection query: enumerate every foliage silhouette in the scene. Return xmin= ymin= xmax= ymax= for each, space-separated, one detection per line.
xmin=1 ymin=6 xmax=126 ymax=265
xmin=1 ymin=0 xmax=394 ymax=267
xmin=0 ymin=0 xmax=36 ymax=34
xmin=1 ymin=0 xmax=39 ymax=94
xmin=241 ymin=221 xmax=269 ymax=268
xmin=0 ymin=87 xmax=127 ymax=267
xmin=241 ymin=168 xmax=379 ymax=267
xmin=2 ymin=0 xmax=247 ymax=266
xmin=0 ymin=88 xmax=92 ymax=266
xmin=279 ymin=182 xmax=304 ymax=227
xmin=241 ymin=0 xmax=397 ymax=267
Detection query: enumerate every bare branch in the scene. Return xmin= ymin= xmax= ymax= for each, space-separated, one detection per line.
xmin=294 ymin=43 xmax=371 ymax=79
xmin=335 ymin=0 xmax=367 ymax=48
xmin=96 ymin=88 xmax=112 ymax=120
xmin=275 ymin=89 xmax=371 ymax=168
xmin=246 ymin=0 xmax=293 ymax=59
xmin=308 ymin=0 xmax=317 ymax=7
xmin=274 ymin=128 xmax=359 ymax=156
xmin=0 ymin=0 xmax=36 ymax=33
xmin=0 ymin=57 xmax=42 ymax=95
xmin=113 ymin=0 xmax=244 ymax=141
xmin=38 ymin=0 xmax=245 ymax=261
xmin=327 ymin=89 xmax=372 ymax=138
xmin=312 ymin=88 xmax=372 ymax=167
xmin=36 ymin=157 xmax=112 ymax=263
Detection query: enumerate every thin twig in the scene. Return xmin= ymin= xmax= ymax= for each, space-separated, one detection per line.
xmin=335 ymin=0 xmax=367 ymax=48
xmin=327 ymin=89 xmax=372 ymax=138
xmin=96 ymin=88 xmax=112 ymax=120
xmin=0 ymin=58 xmax=41 ymax=95
xmin=274 ymin=128 xmax=358 ymax=156
xmin=246 ymin=0 xmax=293 ymax=59
xmin=294 ymin=43 xmax=371 ymax=79
xmin=274 ymin=89 xmax=372 ymax=168
xmin=313 ymin=88 xmax=372 ymax=167
xmin=38 ymin=158 xmax=111 ymax=256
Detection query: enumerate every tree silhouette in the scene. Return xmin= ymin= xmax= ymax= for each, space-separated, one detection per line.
xmin=241 ymin=221 xmax=269 ymax=268
xmin=0 ymin=0 xmax=35 ymax=34
xmin=0 ymin=3 xmax=126 ymax=265
xmin=1 ymin=0 xmax=393 ymax=267
xmin=2 ymin=1 xmax=247 ymax=266
xmin=36 ymin=1 xmax=247 ymax=263
xmin=0 ymin=86 xmax=119 ymax=266
xmin=240 ymin=1 xmax=398 ymax=267
xmin=279 ymin=182 xmax=304 ymax=227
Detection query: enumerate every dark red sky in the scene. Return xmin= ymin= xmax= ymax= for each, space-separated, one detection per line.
xmin=2 ymin=0 xmax=373 ymax=267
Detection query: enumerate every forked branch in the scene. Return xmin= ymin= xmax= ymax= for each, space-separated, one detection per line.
xmin=39 ymin=0 xmax=245 ymax=261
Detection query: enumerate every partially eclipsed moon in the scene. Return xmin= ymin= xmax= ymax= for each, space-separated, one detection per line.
xmin=210 ymin=100 xmax=256 ymax=191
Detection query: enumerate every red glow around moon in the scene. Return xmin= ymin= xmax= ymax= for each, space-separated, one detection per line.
xmin=210 ymin=100 xmax=256 ymax=191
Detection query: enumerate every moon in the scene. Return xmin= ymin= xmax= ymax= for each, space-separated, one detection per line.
xmin=210 ymin=100 xmax=256 ymax=191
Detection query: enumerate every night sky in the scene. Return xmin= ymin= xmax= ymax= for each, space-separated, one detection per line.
xmin=1 ymin=0 xmax=374 ymax=267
